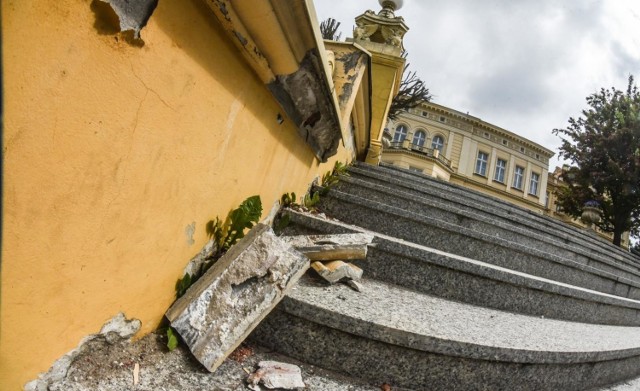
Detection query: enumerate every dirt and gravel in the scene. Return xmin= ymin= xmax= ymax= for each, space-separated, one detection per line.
xmin=31 ymin=328 xmax=395 ymax=391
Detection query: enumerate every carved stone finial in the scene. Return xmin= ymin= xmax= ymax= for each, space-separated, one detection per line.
xmin=353 ymin=1 xmax=408 ymax=55
xmin=354 ymin=22 xmax=378 ymax=41
xmin=378 ymin=0 xmax=403 ymax=18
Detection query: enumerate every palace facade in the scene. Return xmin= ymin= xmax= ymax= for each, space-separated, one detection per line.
xmin=382 ymin=101 xmax=554 ymax=212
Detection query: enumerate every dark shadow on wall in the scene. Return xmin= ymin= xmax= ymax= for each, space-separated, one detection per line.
xmin=150 ymin=0 xmax=318 ymax=169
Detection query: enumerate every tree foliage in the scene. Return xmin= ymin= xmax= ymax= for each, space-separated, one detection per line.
xmin=631 ymin=241 xmax=640 ymax=257
xmin=320 ymin=18 xmax=342 ymax=41
xmin=553 ymin=76 xmax=640 ymax=246
xmin=388 ymin=56 xmax=432 ymax=120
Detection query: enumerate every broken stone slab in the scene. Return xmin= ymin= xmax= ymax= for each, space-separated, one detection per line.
xmin=165 ymin=224 xmax=309 ymax=373
xmin=247 ymin=361 xmax=305 ymax=390
xmin=311 ymin=260 xmax=363 ymax=284
xmin=282 ymin=233 xmax=374 ymax=261
xmin=283 ymin=233 xmax=375 ymax=247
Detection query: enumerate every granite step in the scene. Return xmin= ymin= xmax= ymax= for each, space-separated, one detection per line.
xmin=282 ymin=209 xmax=640 ymax=327
xmin=316 ymin=188 xmax=640 ymax=300
xmin=598 ymin=374 xmax=640 ymax=391
xmin=348 ymin=164 xmax=640 ymax=272
xmin=251 ymin=275 xmax=640 ymax=391
xmin=355 ymin=162 xmax=639 ymax=267
xmin=331 ymin=174 xmax=640 ymax=279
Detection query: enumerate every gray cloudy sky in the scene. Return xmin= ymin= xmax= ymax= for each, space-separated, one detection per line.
xmin=314 ymin=0 xmax=640 ymax=169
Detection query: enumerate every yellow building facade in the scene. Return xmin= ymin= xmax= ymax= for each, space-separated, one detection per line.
xmin=383 ymin=102 xmax=555 ymax=212
xmin=1 ymin=1 xmax=406 ymax=389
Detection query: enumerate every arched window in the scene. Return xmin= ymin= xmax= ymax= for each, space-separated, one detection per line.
xmin=431 ymin=135 xmax=444 ymax=151
xmin=393 ymin=125 xmax=408 ymax=142
xmin=412 ymin=130 xmax=426 ymax=147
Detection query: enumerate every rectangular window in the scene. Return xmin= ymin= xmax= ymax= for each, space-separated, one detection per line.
xmin=545 ymin=192 xmax=550 ymax=208
xmin=494 ymin=159 xmax=506 ymax=183
xmin=529 ymin=172 xmax=540 ymax=195
xmin=513 ymin=166 xmax=524 ymax=189
xmin=475 ymin=151 xmax=488 ymax=176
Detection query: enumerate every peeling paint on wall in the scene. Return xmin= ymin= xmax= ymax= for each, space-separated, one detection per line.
xmin=185 ymin=222 xmax=196 ymax=246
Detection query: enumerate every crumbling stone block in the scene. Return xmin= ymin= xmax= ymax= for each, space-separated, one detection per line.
xmin=283 ymin=233 xmax=374 ymax=261
xmin=247 ymin=361 xmax=305 ymax=390
xmin=165 ymin=224 xmax=309 ymax=373
xmin=311 ymin=260 xmax=363 ymax=284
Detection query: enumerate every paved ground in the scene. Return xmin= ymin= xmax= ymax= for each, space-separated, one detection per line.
xmin=33 ymin=329 xmax=403 ymax=391
xmin=27 ymin=319 xmax=640 ymax=391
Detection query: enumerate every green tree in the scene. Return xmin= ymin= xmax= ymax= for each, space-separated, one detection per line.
xmin=553 ymin=76 xmax=640 ymax=246
xmin=631 ymin=241 xmax=640 ymax=257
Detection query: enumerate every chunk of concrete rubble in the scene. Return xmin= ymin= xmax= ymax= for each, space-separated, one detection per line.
xmin=283 ymin=233 xmax=374 ymax=261
xmin=345 ymin=279 xmax=364 ymax=292
xmin=247 ymin=361 xmax=306 ymax=390
xmin=165 ymin=224 xmax=309 ymax=373
xmin=311 ymin=260 xmax=363 ymax=284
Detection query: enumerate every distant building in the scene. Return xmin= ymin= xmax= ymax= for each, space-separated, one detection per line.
xmin=383 ymin=101 xmax=554 ymax=212
xmin=383 ymin=102 xmax=631 ymax=249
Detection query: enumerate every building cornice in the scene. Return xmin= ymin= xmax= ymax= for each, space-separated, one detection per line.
xmin=204 ymin=0 xmax=344 ymax=162
xmin=410 ymin=101 xmax=555 ymax=159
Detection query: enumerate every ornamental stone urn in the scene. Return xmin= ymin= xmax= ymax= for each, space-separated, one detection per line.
xmin=581 ymin=204 xmax=602 ymax=231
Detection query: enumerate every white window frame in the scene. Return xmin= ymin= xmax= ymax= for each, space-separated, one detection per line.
xmin=475 ymin=151 xmax=489 ymax=176
xmin=513 ymin=166 xmax=524 ymax=189
xmin=431 ymin=135 xmax=444 ymax=151
xmin=412 ymin=130 xmax=426 ymax=147
xmin=494 ymin=159 xmax=506 ymax=183
xmin=529 ymin=172 xmax=540 ymax=195
xmin=393 ymin=125 xmax=408 ymax=142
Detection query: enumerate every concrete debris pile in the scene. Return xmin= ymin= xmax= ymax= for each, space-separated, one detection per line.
xmin=165 ymin=225 xmax=374 ymax=374
xmin=284 ymin=233 xmax=373 ymax=290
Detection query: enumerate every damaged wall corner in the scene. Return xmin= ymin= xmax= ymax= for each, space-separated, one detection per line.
xmin=94 ymin=0 xmax=158 ymax=40
xmin=267 ymin=49 xmax=343 ymax=162
xmin=24 ymin=313 xmax=141 ymax=391
xmin=165 ymin=224 xmax=309 ymax=373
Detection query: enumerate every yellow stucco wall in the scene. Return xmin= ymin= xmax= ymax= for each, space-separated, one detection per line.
xmin=1 ymin=1 xmax=351 ymax=389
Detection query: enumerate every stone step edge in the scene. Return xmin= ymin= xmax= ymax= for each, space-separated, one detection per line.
xmin=321 ymin=188 xmax=640 ymax=292
xmin=349 ymin=165 xmax=638 ymax=268
xmin=352 ymin=163 xmax=639 ymax=268
xmin=280 ymin=277 xmax=640 ymax=365
xmin=367 ymin=162 xmax=638 ymax=264
xmin=336 ymin=174 xmax=640 ymax=277
xmin=285 ymin=209 xmax=640 ymax=312
xmin=371 ymin=161 xmax=636 ymax=262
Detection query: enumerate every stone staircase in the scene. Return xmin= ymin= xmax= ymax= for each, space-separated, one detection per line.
xmin=250 ymin=162 xmax=640 ymax=391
